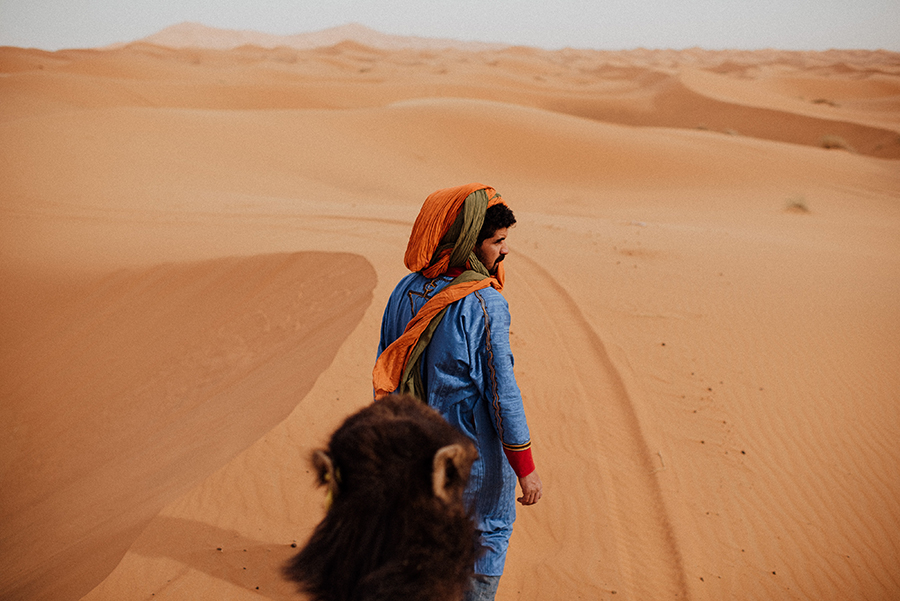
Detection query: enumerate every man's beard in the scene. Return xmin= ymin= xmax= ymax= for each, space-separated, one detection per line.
xmin=488 ymin=254 xmax=504 ymax=274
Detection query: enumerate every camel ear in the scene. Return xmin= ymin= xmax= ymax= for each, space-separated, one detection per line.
xmin=311 ymin=449 xmax=339 ymax=498
xmin=432 ymin=444 xmax=474 ymax=503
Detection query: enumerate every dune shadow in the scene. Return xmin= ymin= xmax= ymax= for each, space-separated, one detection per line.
xmin=126 ymin=516 xmax=301 ymax=600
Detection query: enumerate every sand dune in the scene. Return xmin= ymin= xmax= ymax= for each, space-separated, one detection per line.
xmin=4 ymin=41 xmax=898 ymax=155
xmin=133 ymin=22 xmax=508 ymax=53
xmin=0 ymin=253 xmax=375 ymax=600
xmin=1 ymin=28 xmax=899 ymax=601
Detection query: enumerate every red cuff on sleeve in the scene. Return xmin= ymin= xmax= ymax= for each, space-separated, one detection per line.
xmin=503 ymin=446 xmax=536 ymax=478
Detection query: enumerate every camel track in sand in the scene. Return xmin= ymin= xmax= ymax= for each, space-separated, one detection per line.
xmin=509 ymin=253 xmax=689 ymax=600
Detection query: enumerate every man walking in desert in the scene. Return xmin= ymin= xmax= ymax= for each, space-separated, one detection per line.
xmin=375 ymin=183 xmax=542 ymax=601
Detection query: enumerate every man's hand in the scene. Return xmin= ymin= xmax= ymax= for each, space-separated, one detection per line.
xmin=517 ymin=471 xmax=543 ymax=505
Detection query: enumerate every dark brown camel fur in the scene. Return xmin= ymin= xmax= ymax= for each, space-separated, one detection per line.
xmin=284 ymin=394 xmax=479 ymax=601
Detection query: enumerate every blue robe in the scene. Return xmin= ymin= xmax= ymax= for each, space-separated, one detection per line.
xmin=378 ymin=271 xmax=532 ymax=576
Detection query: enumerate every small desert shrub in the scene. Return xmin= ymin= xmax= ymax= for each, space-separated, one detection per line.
xmin=819 ymin=135 xmax=855 ymax=152
xmin=785 ymin=197 xmax=810 ymax=214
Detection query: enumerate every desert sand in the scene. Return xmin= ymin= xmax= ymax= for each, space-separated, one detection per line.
xmin=1 ymin=24 xmax=899 ymax=601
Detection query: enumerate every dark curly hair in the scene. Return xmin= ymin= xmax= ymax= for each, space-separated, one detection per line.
xmin=477 ymin=203 xmax=516 ymax=244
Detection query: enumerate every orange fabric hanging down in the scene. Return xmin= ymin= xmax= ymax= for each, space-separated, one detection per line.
xmin=373 ymin=183 xmax=508 ymax=399
xmin=373 ymin=278 xmax=497 ymax=398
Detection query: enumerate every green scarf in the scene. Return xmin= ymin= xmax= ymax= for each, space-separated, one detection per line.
xmin=397 ymin=188 xmax=494 ymax=399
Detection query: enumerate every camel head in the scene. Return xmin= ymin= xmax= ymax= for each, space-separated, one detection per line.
xmin=284 ymin=394 xmax=479 ymax=601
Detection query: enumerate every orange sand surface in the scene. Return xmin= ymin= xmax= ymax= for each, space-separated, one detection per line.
xmin=1 ymin=28 xmax=899 ymax=601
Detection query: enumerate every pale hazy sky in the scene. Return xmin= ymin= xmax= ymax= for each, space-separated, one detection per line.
xmin=1 ymin=0 xmax=898 ymax=51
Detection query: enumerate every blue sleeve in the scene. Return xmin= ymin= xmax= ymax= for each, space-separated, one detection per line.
xmin=470 ymin=289 xmax=531 ymax=450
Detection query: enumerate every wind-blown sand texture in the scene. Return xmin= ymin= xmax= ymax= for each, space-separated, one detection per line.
xmin=1 ymin=24 xmax=899 ymax=601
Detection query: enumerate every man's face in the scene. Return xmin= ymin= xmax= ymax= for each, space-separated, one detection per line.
xmin=475 ymin=227 xmax=510 ymax=275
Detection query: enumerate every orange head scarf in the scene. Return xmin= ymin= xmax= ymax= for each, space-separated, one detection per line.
xmin=373 ymin=183 xmax=509 ymax=399
xmin=403 ymin=183 xmax=506 ymax=289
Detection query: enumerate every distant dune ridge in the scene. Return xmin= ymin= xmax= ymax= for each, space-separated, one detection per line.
xmin=1 ymin=22 xmax=899 ymax=601
xmin=128 ymin=22 xmax=509 ymax=52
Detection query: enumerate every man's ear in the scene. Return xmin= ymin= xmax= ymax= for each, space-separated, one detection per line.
xmin=432 ymin=444 xmax=475 ymax=503
xmin=311 ymin=449 xmax=339 ymax=498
